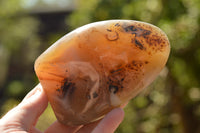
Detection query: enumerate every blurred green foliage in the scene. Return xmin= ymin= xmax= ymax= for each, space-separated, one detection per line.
xmin=0 ymin=0 xmax=200 ymax=133
xmin=0 ymin=0 xmax=42 ymax=116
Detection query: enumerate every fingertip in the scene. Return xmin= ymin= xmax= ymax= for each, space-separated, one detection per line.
xmin=22 ymin=84 xmax=44 ymax=102
xmin=18 ymin=84 xmax=48 ymax=130
xmin=107 ymin=108 xmax=125 ymax=122
xmin=92 ymin=108 xmax=124 ymax=133
xmin=21 ymin=83 xmax=48 ymax=107
xmin=112 ymin=108 xmax=125 ymax=117
xmin=120 ymin=101 xmax=129 ymax=108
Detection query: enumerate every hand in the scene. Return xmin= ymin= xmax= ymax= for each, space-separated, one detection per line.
xmin=0 ymin=84 xmax=124 ymax=133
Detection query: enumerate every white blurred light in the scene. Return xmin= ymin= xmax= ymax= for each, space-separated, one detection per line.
xmin=21 ymin=0 xmax=38 ymax=9
xmin=189 ymin=87 xmax=200 ymax=101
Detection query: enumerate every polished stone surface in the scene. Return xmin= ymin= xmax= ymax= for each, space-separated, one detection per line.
xmin=35 ymin=20 xmax=170 ymax=125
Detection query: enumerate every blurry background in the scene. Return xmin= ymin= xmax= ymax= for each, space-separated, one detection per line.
xmin=0 ymin=0 xmax=200 ymax=132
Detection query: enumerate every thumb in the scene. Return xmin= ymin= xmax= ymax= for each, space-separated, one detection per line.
xmin=0 ymin=84 xmax=48 ymax=132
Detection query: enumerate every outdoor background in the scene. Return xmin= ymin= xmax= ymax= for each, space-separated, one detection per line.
xmin=0 ymin=0 xmax=200 ymax=133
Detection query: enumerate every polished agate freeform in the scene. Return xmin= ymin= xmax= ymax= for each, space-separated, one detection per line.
xmin=34 ymin=20 xmax=170 ymax=125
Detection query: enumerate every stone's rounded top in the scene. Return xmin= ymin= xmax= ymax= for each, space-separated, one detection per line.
xmin=34 ymin=20 xmax=170 ymax=125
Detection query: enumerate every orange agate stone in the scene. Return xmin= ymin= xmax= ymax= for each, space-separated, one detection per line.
xmin=34 ymin=20 xmax=170 ymax=125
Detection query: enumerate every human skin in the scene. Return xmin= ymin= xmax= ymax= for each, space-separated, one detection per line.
xmin=0 ymin=84 xmax=124 ymax=133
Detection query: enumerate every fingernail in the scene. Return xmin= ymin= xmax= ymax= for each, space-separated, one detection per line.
xmin=29 ymin=85 xmax=42 ymax=100
xmin=34 ymin=88 xmax=42 ymax=97
xmin=35 ymin=85 xmax=43 ymax=95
